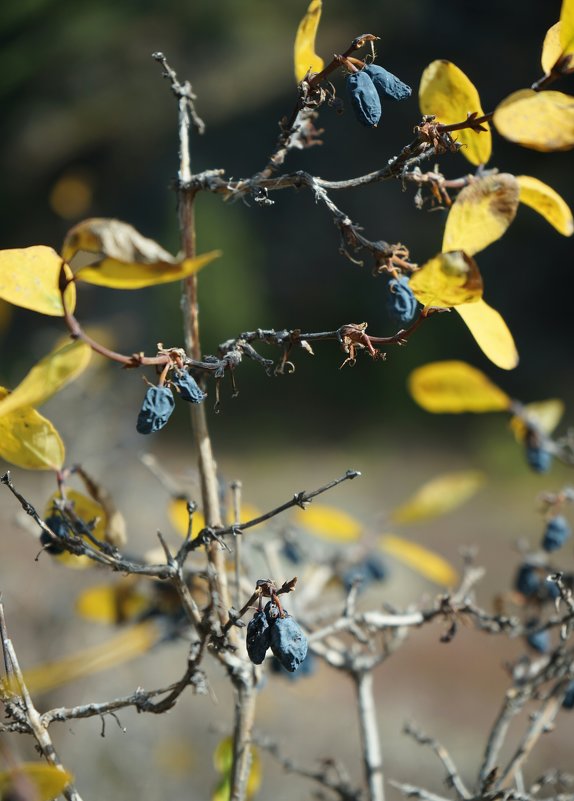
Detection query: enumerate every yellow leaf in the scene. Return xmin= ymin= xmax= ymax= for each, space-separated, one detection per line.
xmin=542 ymin=21 xmax=564 ymax=73
xmin=0 ymin=340 xmax=92 ymax=418
xmin=419 ymin=60 xmax=491 ymax=165
xmin=75 ymin=252 xmax=220 ymax=290
xmin=379 ymin=534 xmax=458 ymax=587
xmin=294 ymin=0 xmax=324 ymax=83
xmin=442 ymin=174 xmax=520 ymax=255
xmin=213 ymin=737 xmax=261 ymax=801
xmin=2 ymin=621 xmax=161 ymax=697
xmin=493 ymin=89 xmax=574 ymax=152
xmin=0 ymin=392 xmax=65 ymax=471
xmin=408 ymin=360 xmax=511 ymax=413
xmin=561 ymin=0 xmax=574 ymax=57
xmin=409 ymin=251 xmax=483 ymax=308
xmin=75 ymin=584 xmax=150 ymax=624
xmin=0 ymin=246 xmax=76 ymax=316
xmin=516 ymin=175 xmax=574 ymax=236
xmin=392 ymin=470 xmax=486 ymax=525
xmin=510 ymin=399 xmax=565 ymax=442
xmin=0 ymin=764 xmax=73 ymax=801
xmin=43 ymin=489 xmax=107 ymax=568
xmin=456 ymin=299 xmax=519 ymax=370
xmin=293 ymin=504 xmax=363 ymax=542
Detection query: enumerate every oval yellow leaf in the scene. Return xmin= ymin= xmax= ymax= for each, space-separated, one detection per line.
xmin=0 ymin=340 xmax=92 ymax=418
xmin=0 ymin=393 xmax=65 ymax=471
xmin=542 ymin=21 xmax=564 ymax=74
xmin=392 ymin=470 xmax=485 ymax=525
xmin=0 ymin=764 xmax=73 ymax=801
xmin=294 ymin=0 xmax=324 ymax=82
xmin=75 ymin=584 xmax=150 ymax=624
xmin=293 ymin=504 xmax=363 ymax=542
xmin=419 ymin=60 xmax=491 ymax=165
xmin=516 ymin=175 xmax=573 ymax=236
xmin=493 ymin=89 xmax=574 ymax=152
xmin=442 ymin=174 xmax=520 ymax=255
xmin=75 ymin=251 xmax=220 ymax=290
xmin=0 ymin=246 xmax=76 ymax=316
xmin=510 ymin=399 xmax=565 ymax=442
xmin=408 ymin=361 xmax=511 ymax=414
xmin=456 ymin=299 xmax=519 ymax=370
xmin=410 ymin=251 xmax=483 ymax=308
xmin=379 ymin=534 xmax=458 ymax=587
xmin=561 ymin=0 xmax=574 ymax=57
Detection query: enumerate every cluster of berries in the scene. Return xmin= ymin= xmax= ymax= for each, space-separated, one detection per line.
xmin=347 ymin=64 xmax=411 ymax=128
xmin=386 ymin=275 xmax=418 ymax=324
xmin=246 ymin=602 xmax=308 ymax=673
xmin=136 ymin=369 xmax=206 ymax=435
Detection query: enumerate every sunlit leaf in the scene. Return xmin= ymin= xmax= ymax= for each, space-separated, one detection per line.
xmin=0 ymin=340 xmax=92 ymax=418
xmin=419 ymin=60 xmax=491 ymax=165
xmin=510 ymin=399 xmax=565 ymax=442
xmin=0 ymin=246 xmax=76 ymax=315
xmin=0 ymin=390 xmax=65 ymax=470
xmin=75 ymin=583 xmax=150 ymax=624
xmin=442 ymin=174 xmax=520 ymax=255
xmin=169 ymin=498 xmax=262 ymax=538
xmin=213 ymin=737 xmax=261 ymax=801
xmin=75 ymin=252 xmax=220 ymax=290
xmin=456 ymin=299 xmax=519 ymax=370
xmin=392 ymin=470 xmax=486 ymax=525
xmin=493 ymin=89 xmax=574 ymax=152
xmin=408 ymin=361 xmax=511 ymax=413
xmin=542 ymin=21 xmax=564 ymax=73
xmin=516 ymin=175 xmax=574 ymax=236
xmin=410 ymin=251 xmax=483 ymax=307
xmin=379 ymin=534 xmax=458 ymax=587
xmin=293 ymin=504 xmax=363 ymax=542
xmin=561 ymin=0 xmax=574 ymax=58
xmin=294 ymin=0 xmax=324 ymax=82
xmin=0 ymin=764 xmax=73 ymax=801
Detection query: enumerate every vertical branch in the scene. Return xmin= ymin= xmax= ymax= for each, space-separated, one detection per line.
xmin=230 ymin=680 xmax=258 ymax=801
xmin=354 ymin=670 xmax=385 ymax=801
xmin=477 ymin=689 xmax=525 ymax=788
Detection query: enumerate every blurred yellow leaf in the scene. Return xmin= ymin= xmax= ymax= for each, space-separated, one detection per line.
xmin=294 ymin=0 xmax=324 ymax=82
xmin=410 ymin=251 xmax=483 ymax=307
xmin=169 ymin=499 xmax=262 ymax=538
xmin=380 ymin=534 xmax=458 ymax=587
xmin=75 ymin=584 xmax=150 ymax=624
xmin=392 ymin=470 xmax=486 ymax=525
xmin=0 ymin=764 xmax=73 ymax=801
xmin=442 ymin=174 xmax=519 ymax=255
xmin=542 ymin=21 xmax=564 ymax=73
xmin=0 ymin=340 xmax=92 ymax=418
xmin=0 ymin=246 xmax=76 ymax=316
xmin=510 ymin=399 xmax=565 ymax=442
xmin=516 ymin=175 xmax=574 ymax=236
xmin=43 ymin=489 xmax=107 ymax=568
xmin=493 ymin=89 xmax=574 ymax=152
xmin=419 ymin=60 xmax=491 ymax=165
xmin=0 ymin=390 xmax=65 ymax=471
xmin=213 ymin=737 xmax=261 ymax=801
xmin=561 ymin=0 xmax=574 ymax=57
xmin=294 ymin=504 xmax=363 ymax=542
xmin=408 ymin=361 xmax=511 ymax=413
xmin=456 ymin=299 xmax=519 ymax=370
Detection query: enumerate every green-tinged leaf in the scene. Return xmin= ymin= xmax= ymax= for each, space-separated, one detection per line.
xmin=561 ymin=0 xmax=574 ymax=57
xmin=510 ymin=399 xmax=565 ymax=442
xmin=75 ymin=584 xmax=150 ymax=624
xmin=392 ymin=471 xmax=486 ymax=525
xmin=0 ymin=390 xmax=65 ymax=470
xmin=294 ymin=0 xmax=324 ymax=82
xmin=380 ymin=534 xmax=458 ymax=587
xmin=0 ymin=340 xmax=92 ymax=418
xmin=442 ymin=174 xmax=519 ymax=255
xmin=293 ymin=504 xmax=363 ymax=542
xmin=0 ymin=246 xmax=76 ymax=315
xmin=456 ymin=299 xmax=519 ymax=370
xmin=493 ymin=89 xmax=574 ymax=152
xmin=408 ymin=361 xmax=511 ymax=413
xmin=419 ymin=60 xmax=491 ymax=165
xmin=75 ymin=252 xmax=220 ymax=290
xmin=410 ymin=251 xmax=483 ymax=307
xmin=0 ymin=764 xmax=73 ymax=801
xmin=516 ymin=175 xmax=574 ymax=236
xmin=542 ymin=21 xmax=564 ymax=73
xmin=213 ymin=737 xmax=261 ymax=801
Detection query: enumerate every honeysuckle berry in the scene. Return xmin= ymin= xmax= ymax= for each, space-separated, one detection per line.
xmin=542 ymin=515 xmax=571 ymax=552
xmin=387 ymin=275 xmax=418 ymax=323
xmin=363 ymin=64 xmax=411 ymax=101
xmin=246 ymin=610 xmax=271 ymax=665
xmin=269 ymin=614 xmax=308 ymax=672
xmin=347 ymin=71 xmax=381 ymax=127
xmin=136 ymin=386 xmax=175 ymax=434
xmin=171 ymin=369 xmax=206 ymax=403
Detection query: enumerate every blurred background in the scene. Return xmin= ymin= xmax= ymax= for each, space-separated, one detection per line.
xmin=1 ymin=0 xmax=574 ymax=799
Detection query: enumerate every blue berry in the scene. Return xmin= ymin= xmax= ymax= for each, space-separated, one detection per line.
xmin=270 ymin=614 xmax=308 ymax=672
xmin=542 ymin=516 xmax=571 ymax=552
xmin=514 ymin=564 xmax=540 ymax=597
xmin=525 ymin=620 xmax=551 ymax=654
xmin=563 ymin=681 xmax=574 ymax=709
xmin=136 ymin=386 xmax=175 ymax=434
xmin=343 ymin=555 xmax=388 ymax=592
xmin=41 ymin=515 xmax=68 ymax=555
xmin=363 ymin=64 xmax=411 ymax=101
xmin=171 ymin=370 xmax=206 ymax=404
xmin=386 ymin=276 xmax=418 ymax=323
xmin=246 ymin=610 xmax=271 ymax=665
xmin=347 ymin=72 xmax=381 ymax=127
xmin=526 ymin=445 xmax=552 ymax=473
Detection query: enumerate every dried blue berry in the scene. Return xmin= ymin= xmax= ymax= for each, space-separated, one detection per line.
xmin=563 ymin=680 xmax=574 ymax=709
xmin=172 ymin=370 xmax=206 ymax=404
xmin=136 ymin=386 xmax=175 ymax=434
xmin=542 ymin=516 xmax=571 ymax=552
xmin=387 ymin=276 xmax=418 ymax=323
xmin=525 ymin=620 xmax=551 ymax=654
xmin=363 ymin=64 xmax=411 ymax=101
xmin=514 ymin=564 xmax=540 ymax=597
xmin=347 ymin=72 xmax=381 ymax=127
xmin=41 ymin=514 xmax=68 ymax=555
xmin=264 ymin=601 xmax=281 ymax=624
xmin=526 ymin=445 xmax=552 ymax=473
xmin=270 ymin=614 xmax=308 ymax=672
xmin=246 ymin=610 xmax=271 ymax=665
